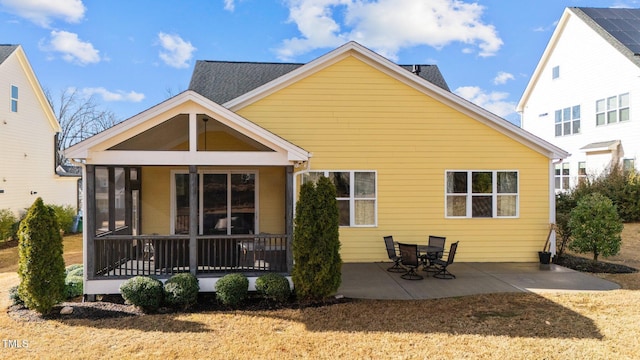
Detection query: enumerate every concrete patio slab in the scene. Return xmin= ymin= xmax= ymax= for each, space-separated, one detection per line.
xmin=337 ymin=262 xmax=620 ymax=300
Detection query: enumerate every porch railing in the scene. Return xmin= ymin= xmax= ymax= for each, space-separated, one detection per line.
xmin=92 ymin=234 xmax=289 ymax=279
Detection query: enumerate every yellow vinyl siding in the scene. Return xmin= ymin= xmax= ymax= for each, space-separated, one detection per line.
xmin=238 ymin=55 xmax=551 ymax=262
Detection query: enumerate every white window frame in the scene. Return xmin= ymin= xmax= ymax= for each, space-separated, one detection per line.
xmin=170 ymin=169 xmax=259 ymax=235
xmin=302 ymin=170 xmax=377 ymax=227
xmin=554 ymin=105 xmax=580 ymax=137
xmin=10 ymin=85 xmax=18 ymax=112
xmin=596 ymin=93 xmax=630 ymax=126
xmin=578 ymin=162 xmax=587 ymax=185
xmin=445 ymin=170 xmax=519 ymax=219
xmin=555 ymin=163 xmax=570 ymax=190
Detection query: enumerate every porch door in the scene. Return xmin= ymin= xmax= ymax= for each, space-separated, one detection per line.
xmin=173 ymin=171 xmax=256 ymax=235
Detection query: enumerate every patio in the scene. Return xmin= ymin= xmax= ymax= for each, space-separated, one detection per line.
xmin=337 ymin=262 xmax=620 ymax=300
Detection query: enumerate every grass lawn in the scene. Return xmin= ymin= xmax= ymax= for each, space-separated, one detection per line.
xmin=1 ymin=228 xmax=640 ymax=359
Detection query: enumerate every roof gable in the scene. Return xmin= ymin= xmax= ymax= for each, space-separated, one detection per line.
xmin=188 ymin=59 xmax=449 ymax=105
xmin=518 ymin=7 xmax=640 ymax=112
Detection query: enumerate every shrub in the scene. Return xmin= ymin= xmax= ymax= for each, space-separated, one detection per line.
xmin=17 ymin=198 xmax=66 ymax=314
xmin=0 ymin=208 xmax=17 ymax=242
xmin=120 ymin=276 xmax=164 ymax=313
xmin=49 ymin=204 xmax=77 ymax=234
xmin=215 ymin=273 xmax=249 ymax=307
xmin=64 ymin=264 xmax=84 ymax=299
xmin=8 ymin=285 xmax=23 ymax=306
xmin=164 ymin=272 xmax=199 ymax=309
xmin=292 ymin=176 xmax=342 ymax=301
xmin=255 ymin=273 xmax=291 ymax=303
xmin=569 ymin=192 xmax=623 ymax=261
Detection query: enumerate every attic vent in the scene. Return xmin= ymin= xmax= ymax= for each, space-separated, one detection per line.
xmin=412 ymin=65 xmax=421 ymax=75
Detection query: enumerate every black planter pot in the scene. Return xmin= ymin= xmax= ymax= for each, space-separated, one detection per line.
xmin=538 ymin=251 xmax=552 ymax=264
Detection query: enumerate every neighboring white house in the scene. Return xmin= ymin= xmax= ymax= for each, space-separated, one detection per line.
xmin=518 ymin=7 xmax=640 ymax=191
xmin=0 ymin=44 xmax=78 ymax=216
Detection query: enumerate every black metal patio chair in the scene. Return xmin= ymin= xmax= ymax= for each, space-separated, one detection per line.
xmin=383 ymin=236 xmax=405 ymax=273
xmin=421 ymin=235 xmax=446 ymax=272
xmin=398 ymin=242 xmax=424 ymax=280
xmin=432 ymin=241 xmax=459 ymax=279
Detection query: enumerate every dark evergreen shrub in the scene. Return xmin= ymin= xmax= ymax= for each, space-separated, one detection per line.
xmin=255 ymin=273 xmax=291 ymax=303
xmin=119 ymin=276 xmax=164 ymax=313
xmin=292 ymin=176 xmax=342 ymax=301
xmin=17 ymin=198 xmax=66 ymax=314
xmin=215 ymin=273 xmax=249 ymax=307
xmin=569 ymin=192 xmax=623 ymax=261
xmin=164 ymin=272 xmax=199 ymax=309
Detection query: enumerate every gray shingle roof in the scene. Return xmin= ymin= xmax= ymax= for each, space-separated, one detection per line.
xmin=189 ymin=60 xmax=450 ymax=104
xmin=0 ymin=44 xmax=18 ymax=65
xmin=572 ymin=7 xmax=640 ymax=67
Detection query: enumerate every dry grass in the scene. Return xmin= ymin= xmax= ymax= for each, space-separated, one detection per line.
xmin=1 ymin=229 xmax=640 ymax=359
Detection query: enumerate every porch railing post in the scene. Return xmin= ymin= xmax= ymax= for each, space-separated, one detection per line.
xmin=189 ymin=165 xmax=198 ymax=275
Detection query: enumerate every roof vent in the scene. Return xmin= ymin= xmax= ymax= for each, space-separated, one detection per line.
xmin=412 ymin=64 xmax=421 ymax=75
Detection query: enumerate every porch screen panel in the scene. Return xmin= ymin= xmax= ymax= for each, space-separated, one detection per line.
xmin=203 ymin=174 xmax=227 ymax=235
xmin=231 ymin=174 xmax=255 ymax=234
xmin=115 ymin=168 xmax=126 ymax=229
xmin=95 ymin=167 xmax=109 ymax=235
xmin=175 ymin=173 xmax=191 ymax=234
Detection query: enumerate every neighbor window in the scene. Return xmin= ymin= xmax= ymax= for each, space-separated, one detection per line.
xmin=554 ymin=105 xmax=580 ymax=136
xmin=578 ymin=162 xmax=587 ymax=185
xmin=552 ymin=66 xmax=560 ymax=79
xmin=302 ymin=170 xmax=377 ymax=226
xmin=10 ymin=85 xmax=18 ymax=112
xmin=596 ymin=93 xmax=629 ymax=126
xmin=623 ymin=158 xmax=636 ymax=173
xmin=445 ymin=171 xmax=518 ymax=218
xmin=555 ymin=163 xmax=570 ymax=190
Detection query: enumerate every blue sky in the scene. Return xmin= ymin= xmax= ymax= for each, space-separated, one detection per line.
xmin=1 ymin=0 xmax=639 ymax=125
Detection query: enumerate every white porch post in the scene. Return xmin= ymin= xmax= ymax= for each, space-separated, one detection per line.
xmin=189 ymin=112 xmax=197 ymax=153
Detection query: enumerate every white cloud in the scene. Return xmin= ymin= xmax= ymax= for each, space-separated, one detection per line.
xmin=276 ymin=0 xmax=502 ymax=61
xmin=157 ymin=32 xmax=196 ymax=69
xmin=81 ymin=87 xmax=145 ymax=102
xmin=0 ymin=0 xmax=85 ymax=28
xmin=493 ymin=71 xmax=514 ymax=85
xmin=224 ymin=0 xmax=235 ymax=11
xmin=41 ymin=30 xmax=100 ymax=65
xmin=454 ymin=86 xmax=516 ymax=119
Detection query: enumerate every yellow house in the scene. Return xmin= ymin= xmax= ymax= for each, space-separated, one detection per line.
xmin=66 ymin=42 xmax=568 ymax=296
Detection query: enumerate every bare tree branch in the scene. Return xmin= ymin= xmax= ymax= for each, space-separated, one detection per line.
xmin=46 ymin=88 xmax=121 ymax=166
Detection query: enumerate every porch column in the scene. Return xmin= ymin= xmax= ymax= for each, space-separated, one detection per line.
xmin=189 ymin=165 xmax=198 ymax=275
xmin=86 ymin=165 xmax=96 ymax=279
xmin=285 ymin=165 xmax=294 ymax=272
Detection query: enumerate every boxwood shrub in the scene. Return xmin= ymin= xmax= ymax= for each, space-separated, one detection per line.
xmin=164 ymin=272 xmax=199 ymax=309
xmin=255 ymin=273 xmax=291 ymax=303
xmin=120 ymin=276 xmax=164 ymax=313
xmin=215 ymin=273 xmax=248 ymax=307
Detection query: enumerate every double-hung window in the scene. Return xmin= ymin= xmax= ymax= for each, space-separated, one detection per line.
xmin=555 ymin=163 xmax=570 ymax=190
xmin=10 ymin=85 xmax=18 ymax=112
xmin=445 ymin=171 xmax=518 ymax=218
xmin=302 ymin=170 xmax=377 ymax=226
xmin=596 ymin=93 xmax=629 ymax=125
xmin=554 ymin=105 xmax=580 ymax=136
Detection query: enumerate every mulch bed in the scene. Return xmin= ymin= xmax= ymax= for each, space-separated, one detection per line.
xmin=554 ymin=254 xmax=638 ymax=274
xmin=6 ymin=293 xmax=353 ymax=322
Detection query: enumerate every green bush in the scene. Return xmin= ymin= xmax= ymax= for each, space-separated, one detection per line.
xmin=292 ymin=176 xmax=342 ymax=301
xmin=64 ymin=264 xmax=84 ymax=299
xmin=0 ymin=208 xmax=17 ymax=242
xmin=215 ymin=273 xmax=249 ymax=307
xmin=8 ymin=285 xmax=23 ymax=306
xmin=569 ymin=193 xmax=623 ymax=261
xmin=255 ymin=273 xmax=291 ymax=303
xmin=164 ymin=272 xmax=199 ymax=309
xmin=17 ymin=198 xmax=66 ymax=314
xmin=120 ymin=276 xmax=164 ymax=313
xmin=49 ymin=204 xmax=77 ymax=234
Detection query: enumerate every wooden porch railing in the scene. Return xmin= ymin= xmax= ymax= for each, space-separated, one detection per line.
xmin=92 ymin=234 xmax=289 ymax=279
